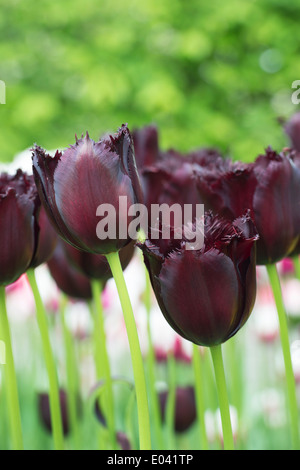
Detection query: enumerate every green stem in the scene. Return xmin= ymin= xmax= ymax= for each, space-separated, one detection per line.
xmin=192 ymin=344 xmax=209 ymax=450
xmin=60 ymin=294 xmax=81 ymax=450
xmin=27 ymin=269 xmax=64 ymax=450
xmin=106 ymin=251 xmax=151 ymax=450
xmin=90 ymin=279 xmax=116 ymax=450
xmin=0 ymin=286 xmax=23 ymax=450
xmin=210 ymin=344 xmax=234 ymax=450
xmin=293 ymin=255 xmax=300 ymax=280
xmin=225 ymin=336 xmax=243 ymax=449
xmin=266 ymin=263 xmax=300 ymax=450
xmin=144 ymin=267 xmax=165 ymax=449
xmin=165 ymin=351 xmax=176 ymax=450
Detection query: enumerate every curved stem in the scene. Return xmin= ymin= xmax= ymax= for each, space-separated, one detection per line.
xmin=27 ymin=269 xmax=64 ymax=450
xmin=266 ymin=263 xmax=300 ymax=450
xmin=106 ymin=251 xmax=151 ymax=450
xmin=0 ymin=286 xmax=23 ymax=450
xmin=210 ymin=344 xmax=234 ymax=450
xmin=60 ymin=294 xmax=81 ymax=450
xmin=91 ymin=279 xmax=116 ymax=450
xmin=192 ymin=344 xmax=209 ymax=450
xmin=144 ymin=267 xmax=164 ymax=449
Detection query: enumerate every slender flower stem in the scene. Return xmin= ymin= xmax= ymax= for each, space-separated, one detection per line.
xmin=91 ymin=279 xmax=116 ymax=450
xmin=293 ymin=255 xmax=300 ymax=280
xmin=192 ymin=344 xmax=209 ymax=450
xmin=165 ymin=351 xmax=176 ymax=450
xmin=210 ymin=344 xmax=234 ymax=450
xmin=0 ymin=286 xmax=23 ymax=450
xmin=27 ymin=269 xmax=64 ymax=451
xmin=60 ymin=294 xmax=80 ymax=450
xmin=266 ymin=263 xmax=300 ymax=450
xmin=144 ymin=266 xmax=164 ymax=449
xmin=106 ymin=251 xmax=151 ymax=450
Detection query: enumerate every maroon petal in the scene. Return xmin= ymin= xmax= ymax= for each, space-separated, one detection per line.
xmin=159 ymin=386 xmax=196 ymax=433
xmin=32 ymin=146 xmax=83 ymax=250
xmin=158 ymin=249 xmax=240 ymax=346
xmin=33 ymin=126 xmax=142 ymax=255
xmin=30 ymin=205 xmax=58 ymax=269
xmin=47 ymin=239 xmax=92 ymax=300
xmin=63 ymin=239 xmax=135 ymax=281
xmin=133 ymin=125 xmax=160 ymax=169
xmin=253 ymin=149 xmax=300 ymax=264
xmin=0 ymin=171 xmax=36 ymax=285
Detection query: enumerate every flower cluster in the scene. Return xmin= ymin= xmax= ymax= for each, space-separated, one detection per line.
xmin=1 ymin=114 xmax=300 ymax=451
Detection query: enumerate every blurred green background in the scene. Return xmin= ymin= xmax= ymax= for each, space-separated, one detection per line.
xmin=1 ymin=0 xmax=300 ymax=164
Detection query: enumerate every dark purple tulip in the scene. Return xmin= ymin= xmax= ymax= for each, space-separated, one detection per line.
xmin=38 ymin=389 xmax=70 ymax=435
xmin=139 ymin=212 xmax=258 ymax=347
xmin=0 ymin=170 xmax=57 ymax=286
xmin=62 ymin=239 xmax=135 ymax=282
xmin=133 ymin=124 xmax=224 ymax=212
xmin=159 ymin=386 xmax=196 ymax=433
xmin=252 ymin=148 xmax=300 ymax=264
xmin=196 ymin=147 xmax=300 ymax=265
xmin=32 ymin=124 xmax=143 ymax=255
xmin=47 ymin=238 xmax=92 ymax=300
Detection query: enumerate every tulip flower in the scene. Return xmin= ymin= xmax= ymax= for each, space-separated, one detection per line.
xmin=47 ymin=238 xmax=92 ymax=300
xmin=196 ymin=147 xmax=300 ymax=266
xmin=134 ymin=124 xmax=223 ymax=215
xmin=139 ymin=212 xmax=258 ymax=347
xmin=32 ymin=124 xmax=143 ymax=255
xmin=38 ymin=389 xmax=72 ymax=436
xmin=0 ymin=171 xmax=62 ymax=450
xmin=195 ymin=148 xmax=300 ymax=448
xmin=32 ymin=125 xmax=151 ymax=450
xmin=139 ymin=211 xmax=258 ymax=449
xmin=0 ymin=170 xmax=57 ymax=286
xmin=159 ymin=386 xmax=196 ymax=433
xmin=0 ymin=169 xmax=57 ymax=450
xmin=0 ymin=170 xmax=36 ymax=287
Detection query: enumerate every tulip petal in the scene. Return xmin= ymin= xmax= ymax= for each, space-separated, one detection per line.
xmin=0 ymin=188 xmax=35 ymax=285
xmin=157 ymin=249 xmax=240 ymax=347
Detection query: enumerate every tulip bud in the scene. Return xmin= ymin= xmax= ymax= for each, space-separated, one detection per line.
xmin=38 ymin=389 xmax=71 ymax=436
xmin=159 ymin=386 xmax=196 ymax=433
xmin=47 ymin=238 xmax=92 ymax=300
